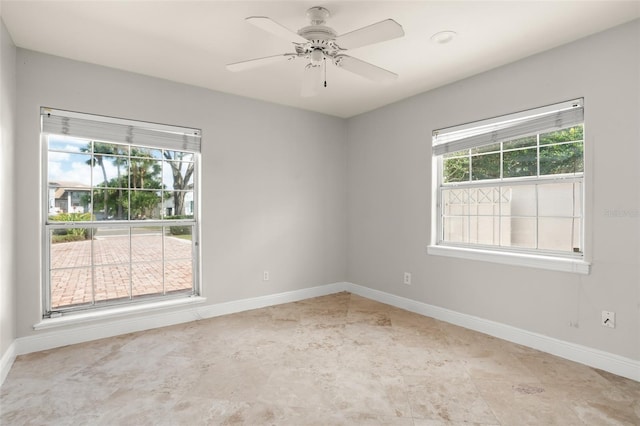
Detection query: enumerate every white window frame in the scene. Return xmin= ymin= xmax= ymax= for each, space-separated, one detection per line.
xmin=428 ymin=99 xmax=590 ymax=274
xmin=41 ymin=108 xmax=202 ymax=317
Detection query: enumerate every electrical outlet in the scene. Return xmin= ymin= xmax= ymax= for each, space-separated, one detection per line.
xmin=263 ymin=271 xmax=269 ymax=281
xmin=601 ymin=310 xmax=615 ymax=328
xmin=403 ymin=272 xmax=412 ymax=285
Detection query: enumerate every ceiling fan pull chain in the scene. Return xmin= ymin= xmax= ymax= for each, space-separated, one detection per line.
xmin=324 ymin=57 xmax=327 ymax=88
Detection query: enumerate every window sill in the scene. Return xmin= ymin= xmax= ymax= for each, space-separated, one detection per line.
xmin=427 ymin=245 xmax=590 ymax=274
xmin=33 ymin=296 xmax=207 ymax=331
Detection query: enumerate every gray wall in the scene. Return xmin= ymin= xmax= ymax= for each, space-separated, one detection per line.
xmin=14 ymin=50 xmax=348 ymax=338
xmin=347 ymin=20 xmax=640 ymax=360
xmin=5 ymin=18 xmax=638 ymax=365
xmin=0 ymin=17 xmax=16 ymax=360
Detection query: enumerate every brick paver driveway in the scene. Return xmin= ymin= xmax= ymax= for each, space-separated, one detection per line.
xmin=50 ymin=231 xmax=193 ymax=309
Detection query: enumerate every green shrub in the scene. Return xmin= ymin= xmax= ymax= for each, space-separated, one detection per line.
xmin=165 ymin=215 xmax=193 ymax=235
xmin=49 ymin=212 xmax=92 ymax=239
xmin=52 ymin=234 xmax=88 ymax=244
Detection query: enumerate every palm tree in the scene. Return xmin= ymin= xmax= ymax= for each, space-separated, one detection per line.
xmin=82 ymin=142 xmax=114 ymax=218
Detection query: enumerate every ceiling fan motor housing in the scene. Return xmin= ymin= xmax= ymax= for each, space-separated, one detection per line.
xmin=297 ymin=7 xmax=342 ymax=65
xmin=295 ymin=38 xmax=340 ymax=64
xmin=298 ymin=25 xmax=336 ymax=41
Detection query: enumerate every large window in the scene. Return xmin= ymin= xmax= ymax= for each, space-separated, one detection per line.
xmin=42 ymin=108 xmax=201 ymax=316
xmin=429 ymin=99 xmax=588 ymax=273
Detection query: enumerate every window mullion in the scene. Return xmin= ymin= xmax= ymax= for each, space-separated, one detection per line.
xmin=571 ymin=183 xmax=576 ymax=252
xmin=500 ymin=142 xmax=504 ymax=180
xmin=91 ymin=228 xmax=96 ymax=306
xmin=536 ymin=133 xmax=541 ymax=178
xmin=535 ymin=134 xmax=540 ymax=250
xmin=162 ymin=226 xmax=166 ymax=296
xmin=129 ymin=228 xmax=133 ymax=301
xmin=498 ymin=187 xmax=502 ymax=247
xmin=535 ymin=184 xmax=539 ymax=250
xmin=466 ymin=188 xmax=470 ymax=244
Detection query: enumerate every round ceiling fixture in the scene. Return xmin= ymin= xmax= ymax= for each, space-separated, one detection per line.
xmin=431 ymin=30 xmax=457 ymax=44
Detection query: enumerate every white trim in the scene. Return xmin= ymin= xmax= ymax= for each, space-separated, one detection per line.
xmin=0 ymin=340 xmax=17 ymax=386
xmin=346 ymin=283 xmax=639 ymax=382
xmin=33 ymin=296 xmax=208 ymax=330
xmin=4 ymin=281 xmax=637 ymax=386
xmin=427 ymin=244 xmax=590 ymax=274
xmin=195 ymin=282 xmax=347 ymax=319
xmin=16 ymin=282 xmax=347 ymax=357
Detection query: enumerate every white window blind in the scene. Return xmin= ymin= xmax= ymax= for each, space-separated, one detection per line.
xmin=432 ymin=99 xmax=583 ymax=156
xmin=41 ymin=107 xmax=201 ymax=152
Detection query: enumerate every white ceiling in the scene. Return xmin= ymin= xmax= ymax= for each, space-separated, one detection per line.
xmin=2 ymin=1 xmax=639 ymax=118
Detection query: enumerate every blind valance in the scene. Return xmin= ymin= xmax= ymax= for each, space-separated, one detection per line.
xmin=432 ymin=99 xmax=583 ymax=156
xmin=41 ymin=108 xmax=201 ymax=152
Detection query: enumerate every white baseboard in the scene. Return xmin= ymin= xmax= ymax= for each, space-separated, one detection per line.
xmin=195 ymin=282 xmax=348 ymax=318
xmin=2 ymin=280 xmax=638 ymax=386
xmin=12 ymin=282 xmax=348 ymax=359
xmin=345 ymin=282 xmax=640 ymax=382
xmin=0 ymin=340 xmax=16 ymax=385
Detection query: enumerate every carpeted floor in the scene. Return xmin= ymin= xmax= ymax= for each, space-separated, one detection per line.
xmin=1 ymin=292 xmax=638 ymax=425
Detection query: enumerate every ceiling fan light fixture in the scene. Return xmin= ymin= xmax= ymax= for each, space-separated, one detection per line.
xmin=310 ymin=48 xmax=324 ymax=64
xmin=431 ymin=30 xmax=457 ymax=44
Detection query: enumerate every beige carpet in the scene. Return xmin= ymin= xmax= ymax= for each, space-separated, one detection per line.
xmin=1 ymin=292 xmax=638 ymax=425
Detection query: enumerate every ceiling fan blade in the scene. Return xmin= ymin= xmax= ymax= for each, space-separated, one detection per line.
xmin=335 ymin=19 xmax=404 ymax=50
xmin=335 ymin=55 xmax=398 ymax=82
xmin=246 ymin=16 xmax=308 ymax=43
xmin=226 ymin=53 xmax=297 ymax=72
xmin=301 ymin=64 xmax=323 ymax=97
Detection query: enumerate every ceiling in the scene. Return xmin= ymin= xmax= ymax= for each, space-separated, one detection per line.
xmin=1 ymin=1 xmax=638 ymax=118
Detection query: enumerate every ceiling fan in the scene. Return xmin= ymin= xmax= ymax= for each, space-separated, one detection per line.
xmin=226 ymin=6 xmax=405 ymax=97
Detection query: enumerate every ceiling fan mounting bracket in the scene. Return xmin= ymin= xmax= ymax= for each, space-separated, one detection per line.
xmin=306 ymin=6 xmax=330 ymax=26
xmin=298 ymin=6 xmax=337 ymax=42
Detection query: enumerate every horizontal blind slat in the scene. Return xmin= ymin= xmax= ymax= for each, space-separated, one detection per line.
xmin=41 ymin=109 xmax=201 ymax=152
xmin=433 ymin=100 xmax=583 ymax=156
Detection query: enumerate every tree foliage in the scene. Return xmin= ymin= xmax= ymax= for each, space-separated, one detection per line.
xmin=83 ymin=142 xmax=194 ymax=219
xmin=443 ymin=126 xmax=583 ymax=183
xmin=83 ymin=145 xmax=164 ymax=219
xmin=163 ymin=151 xmax=194 ymax=216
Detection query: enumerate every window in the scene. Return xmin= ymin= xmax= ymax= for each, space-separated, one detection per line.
xmin=429 ymin=99 xmax=589 ymax=273
xmin=42 ymin=108 xmax=201 ymax=316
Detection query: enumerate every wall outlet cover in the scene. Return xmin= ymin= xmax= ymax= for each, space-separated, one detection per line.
xmin=403 ymin=272 xmax=411 ymax=285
